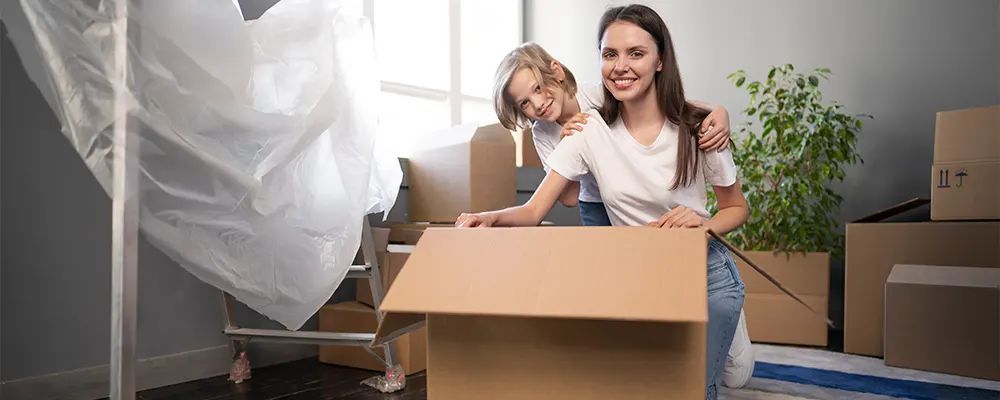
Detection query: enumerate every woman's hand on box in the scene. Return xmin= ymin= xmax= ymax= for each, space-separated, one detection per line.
xmin=456 ymin=212 xmax=497 ymax=228
xmin=648 ymin=206 xmax=707 ymax=228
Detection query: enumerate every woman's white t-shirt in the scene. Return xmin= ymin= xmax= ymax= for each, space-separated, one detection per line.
xmin=531 ymin=84 xmax=604 ymax=203
xmin=546 ymin=110 xmax=738 ymax=227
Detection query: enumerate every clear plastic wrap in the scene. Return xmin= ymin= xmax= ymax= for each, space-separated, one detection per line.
xmin=361 ymin=364 xmax=407 ymax=393
xmin=2 ymin=0 xmax=401 ymax=329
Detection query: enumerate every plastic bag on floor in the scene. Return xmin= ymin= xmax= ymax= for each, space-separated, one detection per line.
xmin=2 ymin=0 xmax=400 ymax=329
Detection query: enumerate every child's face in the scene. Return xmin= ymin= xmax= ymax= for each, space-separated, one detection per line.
xmin=506 ymin=67 xmax=566 ymax=124
xmin=600 ymin=21 xmax=662 ymax=104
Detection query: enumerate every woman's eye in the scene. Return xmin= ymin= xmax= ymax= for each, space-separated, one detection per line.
xmin=602 ymin=52 xmax=616 ymax=60
xmin=520 ymin=101 xmax=528 ymax=110
xmin=534 ymin=85 xmax=541 ymax=93
xmin=630 ymin=51 xmax=643 ymax=58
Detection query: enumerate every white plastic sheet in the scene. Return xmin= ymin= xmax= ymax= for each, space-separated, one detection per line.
xmin=3 ymin=0 xmax=401 ymax=329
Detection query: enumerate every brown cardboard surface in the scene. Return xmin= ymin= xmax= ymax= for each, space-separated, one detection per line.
xmin=357 ymin=245 xmax=414 ymax=307
xmin=318 ymin=302 xmax=426 ymax=374
xmin=373 ymin=227 xmax=709 ymax=398
xmin=734 ymin=251 xmax=829 ymax=346
xmin=735 ymin=251 xmax=829 ymax=296
xmin=386 ymin=224 xmax=453 ymax=244
xmin=408 ymin=124 xmax=515 ymax=223
xmin=844 ymin=201 xmax=1000 ymax=356
xmin=425 ymin=314 xmax=705 ymax=400
xmin=933 ymin=104 xmax=1000 ymax=163
xmin=931 ymin=161 xmax=1000 ymax=220
xmin=744 ymin=294 xmax=828 ymax=346
xmin=884 ymin=265 xmax=1000 ymax=380
xmin=379 ymin=227 xmax=708 ymax=323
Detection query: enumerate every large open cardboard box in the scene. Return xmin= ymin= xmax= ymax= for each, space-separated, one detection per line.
xmin=373 ymin=227 xmax=708 ymax=399
xmin=884 ymin=264 xmax=1000 ymax=380
xmin=735 ymin=252 xmax=829 ymax=346
xmin=930 ymin=105 xmax=1000 ymax=220
xmin=407 ymin=124 xmax=516 ymax=223
xmin=844 ymin=199 xmax=1000 ymax=357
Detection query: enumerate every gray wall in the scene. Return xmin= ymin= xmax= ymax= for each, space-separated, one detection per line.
xmin=525 ymin=0 xmax=1000 ymax=224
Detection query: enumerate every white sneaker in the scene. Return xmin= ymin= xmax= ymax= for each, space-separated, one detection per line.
xmin=722 ymin=308 xmax=755 ymax=388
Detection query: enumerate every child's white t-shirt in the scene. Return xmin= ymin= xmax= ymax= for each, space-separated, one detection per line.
xmin=530 ymin=83 xmax=604 ymax=203
xmin=546 ymin=110 xmax=738 ymax=227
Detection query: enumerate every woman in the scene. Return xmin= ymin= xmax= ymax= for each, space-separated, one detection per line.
xmin=462 ymin=5 xmax=748 ymax=398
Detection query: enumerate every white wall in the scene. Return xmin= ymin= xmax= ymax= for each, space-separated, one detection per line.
xmin=526 ymin=0 xmax=1000 ymax=223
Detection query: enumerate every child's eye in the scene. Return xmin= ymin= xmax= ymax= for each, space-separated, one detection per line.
xmin=534 ymin=85 xmax=541 ymax=94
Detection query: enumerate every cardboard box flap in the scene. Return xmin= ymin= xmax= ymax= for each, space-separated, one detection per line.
xmin=888 ymin=264 xmax=1000 ymax=288
xmin=371 ymin=312 xmax=425 ymax=347
xmin=379 ymin=227 xmax=709 ymax=323
xmin=851 ymin=198 xmax=929 ymax=223
xmin=934 ymin=105 xmax=1000 ymax=163
xmin=471 ymin=123 xmax=516 ymax=145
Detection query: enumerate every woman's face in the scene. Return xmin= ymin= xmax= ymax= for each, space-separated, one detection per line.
xmin=506 ymin=67 xmax=566 ymax=123
xmin=600 ymin=21 xmax=662 ymax=103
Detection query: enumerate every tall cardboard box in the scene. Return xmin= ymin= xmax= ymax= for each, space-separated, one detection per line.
xmin=408 ymin=123 xmax=516 ymax=223
xmin=318 ymin=301 xmax=426 ymax=374
xmin=844 ymin=199 xmax=1000 ymax=357
xmin=735 ymin=252 xmax=829 ymax=346
xmin=884 ymin=265 xmax=1000 ymax=381
xmin=931 ymin=105 xmax=1000 ymax=220
xmin=374 ymin=227 xmax=708 ymax=399
xmin=356 ymin=244 xmax=413 ymax=307
xmin=515 ymin=127 xmax=543 ymax=168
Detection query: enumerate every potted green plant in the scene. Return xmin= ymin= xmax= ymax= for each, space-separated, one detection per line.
xmin=716 ymin=64 xmax=869 ymax=346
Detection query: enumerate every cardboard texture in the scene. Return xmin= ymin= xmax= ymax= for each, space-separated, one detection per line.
xmin=357 ymin=245 xmax=414 ymax=307
xmin=884 ymin=265 xmax=1000 ymax=380
xmin=931 ymin=161 xmax=1000 ymax=220
xmin=386 ymin=223 xmax=453 ymax=245
xmin=374 ymin=227 xmax=709 ymax=399
xmin=931 ymin=105 xmax=1000 ymax=220
xmin=318 ymin=301 xmax=426 ymax=374
xmin=735 ymin=251 xmax=829 ymax=346
xmin=844 ymin=199 xmax=1000 ymax=357
xmin=408 ymin=124 xmax=515 ymax=223
xmin=933 ymin=105 xmax=999 ymax=164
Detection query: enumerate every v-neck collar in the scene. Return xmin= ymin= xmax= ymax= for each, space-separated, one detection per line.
xmin=614 ymin=116 xmax=673 ymax=152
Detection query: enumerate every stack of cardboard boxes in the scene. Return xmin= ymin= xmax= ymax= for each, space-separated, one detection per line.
xmin=844 ymin=105 xmax=1000 ymax=380
xmin=319 ymin=123 xmax=517 ymax=374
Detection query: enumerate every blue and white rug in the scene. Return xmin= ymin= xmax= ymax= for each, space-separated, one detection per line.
xmin=721 ymin=345 xmax=1000 ymax=400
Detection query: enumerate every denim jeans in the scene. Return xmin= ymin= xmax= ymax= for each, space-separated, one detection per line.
xmin=578 ymin=201 xmax=612 ymax=227
xmin=705 ymin=239 xmax=745 ymax=399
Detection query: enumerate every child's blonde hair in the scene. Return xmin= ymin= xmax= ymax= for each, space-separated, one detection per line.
xmin=492 ymin=42 xmax=578 ymax=130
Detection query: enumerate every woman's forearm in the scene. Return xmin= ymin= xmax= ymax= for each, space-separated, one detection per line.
xmin=703 ymin=205 xmax=748 ymax=236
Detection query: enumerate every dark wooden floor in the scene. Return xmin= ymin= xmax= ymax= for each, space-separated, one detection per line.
xmin=127 ymin=358 xmax=427 ymax=400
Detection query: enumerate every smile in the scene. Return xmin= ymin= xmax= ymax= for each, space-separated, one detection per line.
xmin=612 ymin=78 xmax=637 ymax=89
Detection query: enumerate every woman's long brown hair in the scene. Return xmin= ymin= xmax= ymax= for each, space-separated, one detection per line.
xmin=598 ymin=4 xmax=710 ymax=189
